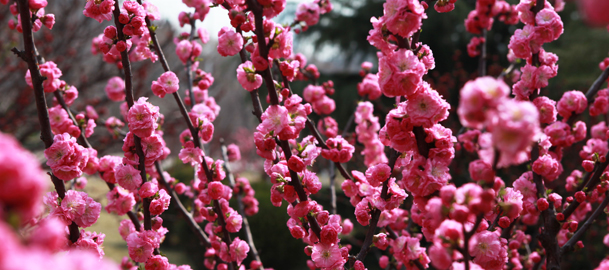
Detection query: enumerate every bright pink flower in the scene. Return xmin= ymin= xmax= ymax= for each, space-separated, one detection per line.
xmin=151 ymin=71 xmax=179 ymax=98
xmin=74 ymin=192 xmax=102 ymax=228
xmin=321 ymin=136 xmax=355 ymax=163
xmin=312 ymin=95 xmax=336 ymax=115
xmin=83 ymin=0 xmax=115 ymax=23
xmin=457 ymin=76 xmax=510 ymax=129
xmin=145 ymin=255 xmax=169 ymax=270
xmin=383 ymin=0 xmax=426 ymax=38
xmin=533 ymin=96 xmax=557 ymax=124
xmin=230 ymin=237 xmax=249 ymax=264
xmin=106 ymin=186 xmax=136 ymax=215
xmin=532 ymin=154 xmax=561 ymax=181
xmin=44 ymin=133 xmax=89 ymax=181
xmin=127 ymin=232 xmax=154 ymax=263
xmin=311 ymin=242 xmax=343 ymax=268
xmin=217 ymin=27 xmax=243 ymax=57
xmin=178 ymin=142 xmax=203 ymax=166
xmin=557 ymin=90 xmax=587 ymax=119
xmin=226 ymin=212 xmax=243 ymax=233
xmin=365 ymin=163 xmax=391 ymax=187
xmin=127 ymin=97 xmax=160 ymax=138
xmin=406 ymin=82 xmax=450 ymax=128
xmin=392 ymin=236 xmax=430 ymax=268
xmin=149 ymin=189 xmax=170 ymax=215
xmin=175 ymin=40 xmax=193 ymax=64
xmin=237 ymin=61 xmax=263 ymax=91
xmin=258 ymin=105 xmax=290 ymax=135
xmin=115 ymin=164 xmax=142 ymax=192
xmin=357 ymin=73 xmax=382 ymax=100
xmin=378 ymin=49 xmax=426 ymax=98
xmin=469 ymin=231 xmax=508 ymax=270
xmin=296 ymin=2 xmax=320 ymax=26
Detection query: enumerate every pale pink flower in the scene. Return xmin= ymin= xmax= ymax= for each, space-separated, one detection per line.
xmin=229 ymin=237 xmax=249 ymax=264
xmin=151 ymin=71 xmax=179 ymax=98
xmin=115 ymin=164 xmax=143 ymax=192
xmin=127 ymin=97 xmax=160 ymax=138
xmin=74 ymin=192 xmax=102 ymax=228
xmin=237 ymin=61 xmax=262 ymax=91
xmin=175 ymin=40 xmax=193 ymax=64
xmin=127 ymin=232 xmax=154 ymax=263
xmin=145 ymin=255 xmax=169 ymax=270
xmin=217 ymin=27 xmax=243 ymax=57
xmin=296 ymin=2 xmax=320 ymax=26
xmin=311 ymin=242 xmax=343 ymax=268
xmin=83 ymin=0 xmax=115 ymax=23
xmin=258 ymin=105 xmax=290 ymax=135
xmin=178 ymin=142 xmax=203 ymax=166
xmin=106 ymin=186 xmax=136 ymax=215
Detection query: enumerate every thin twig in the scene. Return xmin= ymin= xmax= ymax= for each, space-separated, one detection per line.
xmin=220 ymin=140 xmax=264 ymax=269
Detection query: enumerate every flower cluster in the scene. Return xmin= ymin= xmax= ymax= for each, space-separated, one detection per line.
xmin=355 ymin=102 xmax=387 ymax=166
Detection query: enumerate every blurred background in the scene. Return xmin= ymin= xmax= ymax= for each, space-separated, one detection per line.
xmin=1 ymin=0 xmax=608 ymax=269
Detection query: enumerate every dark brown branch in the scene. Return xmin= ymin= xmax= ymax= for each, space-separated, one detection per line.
xmin=530 ymin=144 xmax=561 ymax=270
xmin=566 ymin=66 xmax=609 ymax=126
xmin=354 ymin=150 xmax=399 ymax=262
xmin=560 ymin=191 xmax=609 ymax=255
xmin=248 ymin=0 xmax=323 ymax=239
xmin=14 ymin=0 xmax=80 ymax=243
xmin=112 ymin=0 xmax=151 ymax=231
xmin=154 ymin=162 xmax=212 ymax=248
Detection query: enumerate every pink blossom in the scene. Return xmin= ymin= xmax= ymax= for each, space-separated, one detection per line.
xmin=258 ymin=105 xmax=290 ymax=135
xmin=237 ymin=61 xmax=263 ymax=91
xmin=106 ymin=186 xmax=136 ymax=215
xmin=74 ymin=192 xmax=102 ymax=228
xmin=365 ymin=163 xmax=391 ymax=187
xmin=532 ymin=154 xmax=561 ymax=181
xmin=357 ymin=73 xmax=382 ymax=100
xmin=178 ymin=142 xmax=203 ymax=166
xmin=321 ymin=136 xmax=355 ymax=163
xmin=457 ymin=76 xmax=510 ymax=129
xmin=489 ymin=100 xmax=539 ymax=167
xmin=145 ymin=255 xmax=169 ymax=270
xmin=311 ymin=242 xmax=343 ymax=268
xmin=230 ymin=237 xmax=250 ymax=264
xmin=83 ymin=0 xmax=115 ymax=23
xmin=217 ymin=27 xmax=243 ymax=57
xmin=378 ymin=49 xmax=426 ymax=98
xmin=151 ymin=71 xmax=180 ymax=98
xmin=296 ymin=2 xmax=320 ymax=26
xmin=115 ymin=164 xmax=143 ymax=192
xmin=557 ymin=90 xmax=587 ymax=119
xmin=175 ymin=40 xmax=193 ymax=64
xmin=469 ymin=231 xmax=508 ymax=270
xmin=406 ymin=82 xmax=450 ymax=128
xmin=127 ymin=232 xmax=154 ymax=263
xmin=533 ymin=96 xmax=557 ymax=124
xmin=127 ymin=97 xmax=160 ymax=138
xmin=44 ymin=133 xmax=89 ymax=181
xmin=383 ymin=0 xmax=426 ymax=38
xmin=226 ymin=212 xmax=243 ymax=233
